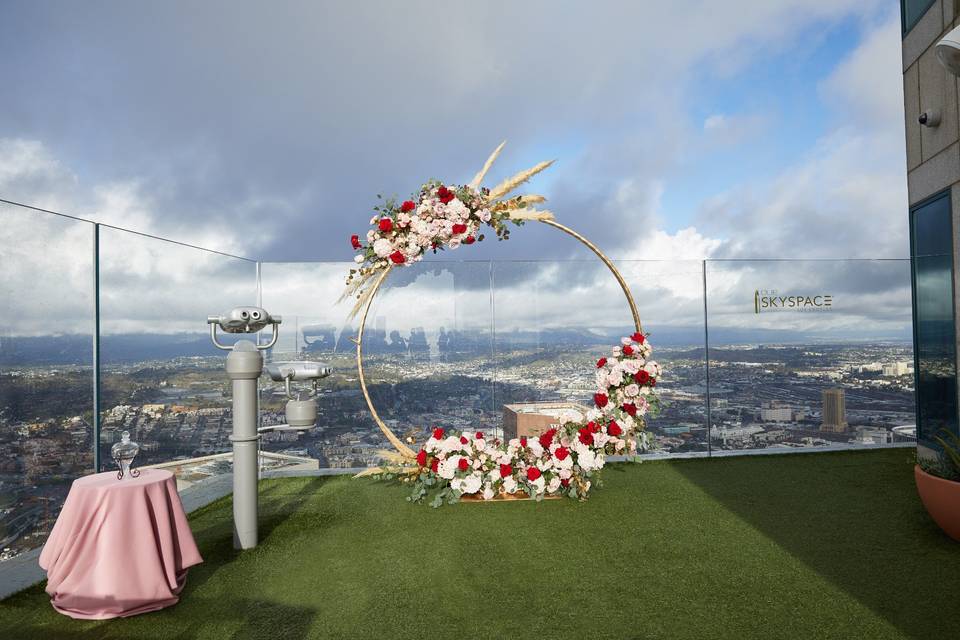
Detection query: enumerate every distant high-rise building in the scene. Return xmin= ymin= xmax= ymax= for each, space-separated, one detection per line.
xmin=821 ymin=388 xmax=847 ymax=433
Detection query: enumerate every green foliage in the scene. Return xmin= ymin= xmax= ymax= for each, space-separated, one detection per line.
xmin=921 ymin=428 xmax=960 ymax=481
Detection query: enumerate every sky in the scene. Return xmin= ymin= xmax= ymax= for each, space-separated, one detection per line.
xmin=0 ymin=0 xmax=914 ymax=340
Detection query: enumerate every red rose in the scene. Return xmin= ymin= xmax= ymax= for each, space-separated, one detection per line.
xmin=430 ymin=458 xmax=439 ymax=472
xmin=458 ymin=457 xmax=469 ymax=471
xmin=460 ymin=436 xmax=468 ymax=445
xmin=650 ymin=378 xmax=656 ymax=387
xmin=560 ymin=478 xmax=570 ymax=487
xmin=539 ymin=428 xmax=557 ymax=449
xmin=623 ymin=344 xmax=634 ymax=356
xmin=520 ymin=437 xmax=527 ymax=448
xmin=608 ymin=420 xmax=623 ymax=436
xmin=622 ymin=403 xmax=637 ymax=417
xmin=631 ymin=332 xmax=645 ymax=344
xmin=464 ymin=235 xmax=475 ymax=245
xmin=578 ymin=428 xmax=594 ymax=445
xmin=452 ymin=223 xmax=467 ymax=235
xmin=594 ymin=393 xmax=608 ymax=408
xmin=389 ymin=251 xmax=406 ymax=264
xmin=526 ymin=467 xmax=542 ymax=481
xmin=378 ymin=218 xmax=393 ymax=232
xmin=432 ymin=427 xmax=445 ymax=440
xmin=554 ymin=446 xmax=569 ymax=461
xmin=634 ymin=370 xmax=650 ymax=384
xmin=499 ymin=463 xmax=513 ymax=478
xmin=596 ymin=357 xmax=607 ymax=368
xmin=588 ymin=421 xmax=601 ymax=433
xmin=437 ymin=186 xmax=455 ymax=204
xmin=416 ymin=449 xmax=427 ymax=466
xmin=475 ymin=431 xmax=484 ymax=440
xmin=351 ymin=234 xmax=361 ymax=249
xmin=400 ymin=200 xmax=416 ymax=213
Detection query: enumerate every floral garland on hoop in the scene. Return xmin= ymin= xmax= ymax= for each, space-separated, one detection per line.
xmin=347 ymin=143 xmax=661 ymax=505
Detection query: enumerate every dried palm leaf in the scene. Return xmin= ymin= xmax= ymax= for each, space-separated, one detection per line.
xmin=506 ymin=208 xmax=555 ymax=222
xmin=487 ymin=159 xmax=555 ymax=201
xmin=468 ymin=140 xmax=506 ymax=190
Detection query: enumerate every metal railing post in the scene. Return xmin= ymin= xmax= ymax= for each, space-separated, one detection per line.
xmin=703 ymin=259 xmax=712 ymax=457
xmin=93 ymin=223 xmax=102 ymax=472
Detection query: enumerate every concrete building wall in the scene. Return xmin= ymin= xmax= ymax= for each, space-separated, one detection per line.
xmin=902 ymin=0 xmax=960 ymax=420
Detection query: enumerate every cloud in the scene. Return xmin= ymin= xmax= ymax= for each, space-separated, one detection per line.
xmin=0 ymin=2 xmax=911 ymax=345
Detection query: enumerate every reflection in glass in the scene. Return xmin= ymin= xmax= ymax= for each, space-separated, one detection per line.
xmin=910 ymin=192 xmax=958 ymax=448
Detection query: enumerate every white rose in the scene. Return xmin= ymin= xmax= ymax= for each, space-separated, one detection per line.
xmin=624 ymin=384 xmax=639 ymax=397
xmin=577 ymin=449 xmax=599 ymax=471
xmin=503 ymin=477 xmax=518 ymax=494
xmin=482 ymin=485 xmax=495 ymax=500
xmin=462 ymin=473 xmax=482 ymax=494
xmin=621 ymin=337 xmax=632 ymax=345
xmin=353 ymin=254 xmax=364 ymax=264
xmin=442 ymin=436 xmax=464 ymax=454
xmin=439 ymin=456 xmax=458 ymax=480
xmin=373 ymin=238 xmax=393 ymax=257
xmin=547 ymin=477 xmax=561 ymax=493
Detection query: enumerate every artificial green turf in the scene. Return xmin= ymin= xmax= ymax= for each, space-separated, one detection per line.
xmin=1 ymin=449 xmax=957 ymax=639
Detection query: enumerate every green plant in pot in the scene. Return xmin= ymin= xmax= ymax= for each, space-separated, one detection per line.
xmin=915 ymin=428 xmax=960 ymax=541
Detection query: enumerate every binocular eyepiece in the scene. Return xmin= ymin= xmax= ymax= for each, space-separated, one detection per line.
xmin=207 ymin=306 xmax=282 ymax=334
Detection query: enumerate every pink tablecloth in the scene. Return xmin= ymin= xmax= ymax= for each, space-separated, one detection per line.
xmin=39 ymin=469 xmax=203 ymax=619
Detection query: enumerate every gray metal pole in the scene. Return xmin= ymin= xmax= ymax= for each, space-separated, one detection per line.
xmin=702 ymin=260 xmax=712 ymax=458
xmin=93 ymin=224 xmax=102 ymax=473
xmin=227 ymin=340 xmax=263 ymax=549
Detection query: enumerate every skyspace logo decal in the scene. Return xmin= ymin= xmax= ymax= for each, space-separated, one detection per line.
xmin=754 ymin=289 xmax=833 ymax=314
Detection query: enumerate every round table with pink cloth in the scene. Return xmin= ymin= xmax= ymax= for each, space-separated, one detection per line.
xmin=39 ymin=468 xmax=203 ymax=619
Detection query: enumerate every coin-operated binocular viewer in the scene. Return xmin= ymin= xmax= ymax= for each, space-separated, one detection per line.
xmin=208 ymin=307 xmax=280 ymax=550
xmin=262 ymin=361 xmax=331 ymax=432
xmin=208 ymin=308 xmax=332 ymax=550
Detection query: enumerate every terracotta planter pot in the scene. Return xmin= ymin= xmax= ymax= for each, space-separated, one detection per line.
xmin=915 ymin=465 xmax=960 ymax=541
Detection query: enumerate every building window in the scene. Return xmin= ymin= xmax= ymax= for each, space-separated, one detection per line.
xmin=902 ymin=0 xmax=937 ymax=35
xmin=910 ymin=190 xmax=958 ymax=445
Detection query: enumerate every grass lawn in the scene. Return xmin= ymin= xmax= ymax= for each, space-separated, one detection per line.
xmin=1 ymin=448 xmax=957 ymax=639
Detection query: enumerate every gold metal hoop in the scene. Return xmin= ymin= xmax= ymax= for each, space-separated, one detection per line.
xmin=354 ymin=219 xmax=643 ymax=459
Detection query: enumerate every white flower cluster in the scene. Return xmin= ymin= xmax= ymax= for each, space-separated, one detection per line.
xmin=592 ymin=333 xmax=659 ymax=451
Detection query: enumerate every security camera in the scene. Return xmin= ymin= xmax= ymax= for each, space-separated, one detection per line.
xmin=207 ymin=306 xmax=282 ymax=350
xmin=937 ymin=25 xmax=960 ymax=76
xmin=919 ymin=109 xmax=941 ymax=127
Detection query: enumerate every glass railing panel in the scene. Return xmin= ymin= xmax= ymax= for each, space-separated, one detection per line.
xmin=259 ymin=261 xmax=495 ymax=467
xmin=0 ymin=202 xmax=95 ymax=562
xmin=704 ymin=259 xmax=915 ymax=454
xmin=617 ymin=260 xmax=710 ymax=456
xmin=97 ymin=227 xmax=257 ymax=472
xmin=257 ymin=261 xmax=359 ymax=464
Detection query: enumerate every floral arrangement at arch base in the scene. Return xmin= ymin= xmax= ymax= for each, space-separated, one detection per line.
xmin=347 ymin=142 xmax=662 ymax=504
xmin=361 ymin=331 xmax=661 ymax=506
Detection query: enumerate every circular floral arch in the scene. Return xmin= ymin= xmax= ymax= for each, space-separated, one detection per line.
xmin=345 ymin=144 xmax=661 ymax=503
